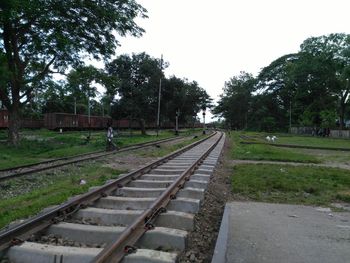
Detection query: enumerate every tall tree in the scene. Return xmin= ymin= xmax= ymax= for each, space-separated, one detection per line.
xmin=299 ymin=33 xmax=350 ymax=129
xmin=65 ymin=65 xmax=105 ymax=115
xmin=161 ymin=77 xmax=211 ymax=126
xmin=107 ymin=52 xmax=163 ymax=134
xmin=214 ymin=72 xmax=255 ymax=129
xmin=0 ymin=0 xmax=146 ymax=144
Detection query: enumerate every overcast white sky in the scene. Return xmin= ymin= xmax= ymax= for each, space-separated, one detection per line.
xmin=115 ymin=0 xmax=349 ymax=120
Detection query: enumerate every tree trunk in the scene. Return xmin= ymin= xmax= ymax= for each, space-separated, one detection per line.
xmin=8 ymin=107 xmax=21 ymax=146
xmin=139 ymin=118 xmax=146 ymax=135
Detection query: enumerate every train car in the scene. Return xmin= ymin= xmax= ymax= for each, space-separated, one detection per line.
xmin=76 ymin=114 xmax=111 ymax=129
xmin=112 ymin=119 xmax=140 ymax=129
xmin=44 ymin=113 xmax=112 ymax=130
xmin=45 ymin=113 xmax=79 ymax=130
xmin=20 ymin=119 xmax=44 ymax=129
xmin=1 ymin=109 xmax=43 ymax=129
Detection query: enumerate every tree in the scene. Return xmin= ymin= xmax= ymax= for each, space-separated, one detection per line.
xmin=65 ymin=65 xmax=105 ymax=115
xmin=299 ymin=33 xmax=350 ymax=129
xmin=214 ymin=72 xmax=255 ymax=129
xmin=257 ymin=54 xmax=300 ymax=129
xmin=107 ymin=52 xmax=163 ymax=134
xmin=161 ymin=77 xmax=211 ymax=126
xmin=0 ymin=0 xmax=147 ymax=145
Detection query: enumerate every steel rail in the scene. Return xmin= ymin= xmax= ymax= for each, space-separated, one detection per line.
xmin=0 ymin=132 xmax=216 ymax=251
xmin=93 ymin=132 xmax=223 ymax=263
xmin=0 ymin=136 xmax=181 ymax=173
xmin=0 ymin=136 xmax=185 ymax=182
xmin=0 ymin=150 xmax=105 ymax=172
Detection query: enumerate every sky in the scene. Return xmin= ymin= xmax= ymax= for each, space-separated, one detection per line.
xmin=114 ymin=0 xmax=350 ymax=120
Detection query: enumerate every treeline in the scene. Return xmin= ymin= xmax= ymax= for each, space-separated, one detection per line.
xmin=214 ymin=33 xmax=350 ymax=131
xmin=0 ymin=1 xmax=210 ymax=145
xmin=24 ymin=52 xmax=211 ymax=133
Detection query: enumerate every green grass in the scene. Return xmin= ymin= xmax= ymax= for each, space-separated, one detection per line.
xmin=0 ymin=129 xmax=176 ymax=169
xmin=232 ymin=164 xmax=350 ymax=206
xmin=0 ymin=164 xmax=124 ymax=229
xmin=239 ymin=131 xmax=350 ymax=149
xmin=286 ymin=148 xmax=350 ymax=164
xmin=0 ymin=130 xmax=199 ymax=230
xmin=276 ymin=134 xmax=350 ymax=149
xmin=230 ymin=132 xmax=319 ymax=163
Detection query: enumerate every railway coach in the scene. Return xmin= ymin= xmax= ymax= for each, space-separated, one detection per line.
xmin=0 ymin=109 xmax=43 ymax=129
xmin=44 ymin=113 xmax=112 ymax=130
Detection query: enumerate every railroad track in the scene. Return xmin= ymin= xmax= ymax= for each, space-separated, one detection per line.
xmin=0 ymin=131 xmax=225 ymax=263
xmin=0 ymin=136 xmax=185 ymax=182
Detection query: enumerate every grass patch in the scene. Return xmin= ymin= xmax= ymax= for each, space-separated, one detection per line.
xmin=230 ymin=132 xmax=319 ymax=163
xmin=275 ymin=134 xmax=350 ymax=149
xmin=232 ymin=164 xmax=350 ymax=206
xmin=0 ymin=129 xmax=176 ymax=169
xmin=286 ymin=148 xmax=350 ymax=164
xmin=239 ymin=131 xmax=350 ymax=149
xmin=0 ymin=163 xmax=124 ymax=230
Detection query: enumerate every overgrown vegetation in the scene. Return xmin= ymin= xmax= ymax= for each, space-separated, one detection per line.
xmin=232 ymin=164 xmax=350 ymax=206
xmin=0 ymin=129 xmax=174 ymax=169
xmin=0 ymin=164 xmax=123 ymax=229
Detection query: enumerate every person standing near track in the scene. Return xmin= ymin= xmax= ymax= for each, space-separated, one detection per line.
xmin=106 ymin=122 xmax=116 ymax=151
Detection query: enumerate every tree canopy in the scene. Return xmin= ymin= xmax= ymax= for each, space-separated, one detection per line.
xmin=0 ymin=0 xmax=147 ymax=144
xmin=106 ymin=52 xmax=211 ymax=134
xmin=215 ymin=33 xmax=350 ymax=131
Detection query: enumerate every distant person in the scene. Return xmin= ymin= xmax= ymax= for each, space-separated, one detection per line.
xmin=106 ymin=123 xmax=116 ymax=151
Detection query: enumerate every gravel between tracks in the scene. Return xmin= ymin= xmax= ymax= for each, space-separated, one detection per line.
xmin=178 ymin=136 xmax=234 ymax=263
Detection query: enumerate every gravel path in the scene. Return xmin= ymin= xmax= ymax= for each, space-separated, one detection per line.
xmin=178 ymin=136 xmax=234 ymax=263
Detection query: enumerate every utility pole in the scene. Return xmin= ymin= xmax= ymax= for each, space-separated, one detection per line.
xmin=289 ymin=100 xmax=292 ymax=133
xmin=156 ymin=54 xmax=163 ymax=137
xmin=175 ymin=109 xmax=179 ymax=135
xmin=202 ymin=109 xmax=206 ymax=135
xmin=88 ymin=98 xmax=91 ymax=141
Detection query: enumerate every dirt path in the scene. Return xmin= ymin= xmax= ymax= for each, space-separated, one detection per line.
xmin=230 ymin=159 xmax=350 ymax=170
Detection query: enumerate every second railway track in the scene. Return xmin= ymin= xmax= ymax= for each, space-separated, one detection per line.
xmin=0 ymin=131 xmax=225 ymax=263
xmin=0 ymin=136 xmax=185 ymax=182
